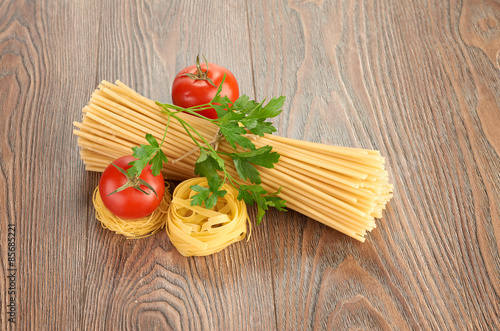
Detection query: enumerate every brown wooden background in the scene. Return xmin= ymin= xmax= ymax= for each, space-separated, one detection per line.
xmin=1 ymin=0 xmax=499 ymax=330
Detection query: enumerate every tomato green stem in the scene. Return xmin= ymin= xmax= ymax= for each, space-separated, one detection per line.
xmin=108 ymin=162 xmax=158 ymax=197
xmin=179 ymin=54 xmax=217 ymax=87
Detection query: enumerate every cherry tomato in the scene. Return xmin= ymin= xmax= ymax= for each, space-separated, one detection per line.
xmin=99 ymin=156 xmax=165 ymax=219
xmin=171 ymin=56 xmax=239 ymax=119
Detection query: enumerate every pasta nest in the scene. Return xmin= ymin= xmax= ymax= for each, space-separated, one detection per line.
xmin=93 ymin=184 xmax=171 ymax=239
xmin=166 ymin=178 xmax=250 ymax=256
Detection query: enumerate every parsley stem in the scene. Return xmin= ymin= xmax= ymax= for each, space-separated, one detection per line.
xmin=225 ymin=172 xmax=240 ymax=188
xmin=157 ymin=102 xmax=217 ymax=122
xmin=159 ymin=113 xmax=171 ymax=149
xmin=177 ymin=118 xmax=204 ymax=150
xmin=172 ymin=114 xmax=218 ymax=154
xmin=215 ymin=151 xmax=232 ymax=156
xmin=179 ymin=107 xmax=217 ymax=122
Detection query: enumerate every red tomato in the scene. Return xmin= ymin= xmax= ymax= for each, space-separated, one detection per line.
xmin=171 ymin=58 xmax=239 ymax=119
xmin=99 ymin=156 xmax=165 ymax=219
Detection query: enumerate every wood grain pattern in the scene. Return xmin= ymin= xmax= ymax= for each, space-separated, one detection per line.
xmin=248 ymin=0 xmax=500 ymax=329
xmin=0 ymin=1 xmax=100 ymax=330
xmin=460 ymin=0 xmax=500 ymax=69
xmin=0 ymin=0 xmax=499 ymax=330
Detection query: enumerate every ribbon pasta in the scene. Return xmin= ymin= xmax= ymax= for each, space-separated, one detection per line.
xmin=166 ymin=178 xmax=250 ymax=256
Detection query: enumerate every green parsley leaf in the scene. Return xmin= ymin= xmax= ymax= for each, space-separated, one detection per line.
xmin=209 ymin=150 xmax=225 ymax=169
xmin=190 ymin=184 xmax=211 ymax=206
xmin=256 ymin=206 xmax=266 ymax=224
xmin=247 ymin=96 xmax=285 ymax=119
xmin=194 ymin=149 xmax=223 ymax=192
xmin=190 ymin=184 xmax=227 ymax=209
xmin=240 ymin=118 xmax=258 ymax=130
xmin=237 ymin=184 xmax=287 ymax=224
xmin=231 ymin=145 xmax=280 ymax=169
xmin=196 ymin=147 xmax=209 ymax=163
xmin=145 ymin=133 xmax=159 ymax=148
xmin=205 ymin=194 xmax=219 ymax=210
xmin=131 ymin=144 xmax=156 ymax=160
xmin=219 ymin=124 xmax=255 ymax=150
xmin=149 ymin=149 xmax=168 ymax=176
xmin=128 ymin=145 xmax=152 ymax=177
xmin=237 ymin=185 xmax=266 ymax=205
xmin=231 ymin=146 xmax=279 ymax=184
xmin=246 ymin=121 xmax=277 ymax=136
xmin=212 ymin=95 xmax=232 ymax=117
xmin=232 ymin=95 xmax=254 ymax=110
xmin=233 ymin=158 xmax=261 ymax=184
xmin=128 ymin=134 xmax=167 ymax=177
xmin=266 ymin=195 xmax=287 ymax=211
xmin=216 ymin=109 xmax=245 ymax=125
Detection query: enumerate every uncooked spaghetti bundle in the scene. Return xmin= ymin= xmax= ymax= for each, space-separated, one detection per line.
xmin=166 ymin=178 xmax=250 ymax=256
xmin=73 ymin=80 xmax=393 ymax=242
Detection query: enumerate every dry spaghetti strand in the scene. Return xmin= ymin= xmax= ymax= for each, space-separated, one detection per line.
xmin=93 ymin=184 xmax=172 ymax=239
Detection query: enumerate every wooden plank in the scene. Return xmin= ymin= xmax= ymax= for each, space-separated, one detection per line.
xmin=81 ymin=1 xmax=277 ymax=329
xmin=0 ymin=1 xmax=100 ymax=330
xmin=247 ymin=0 xmax=500 ymax=329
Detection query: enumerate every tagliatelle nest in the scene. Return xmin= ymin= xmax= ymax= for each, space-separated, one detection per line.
xmin=166 ymin=178 xmax=250 ymax=257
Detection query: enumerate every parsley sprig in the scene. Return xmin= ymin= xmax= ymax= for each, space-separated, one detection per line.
xmin=128 ymin=77 xmax=287 ymax=224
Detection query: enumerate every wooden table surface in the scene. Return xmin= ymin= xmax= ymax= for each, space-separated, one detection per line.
xmin=1 ymin=0 xmax=500 ymax=330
